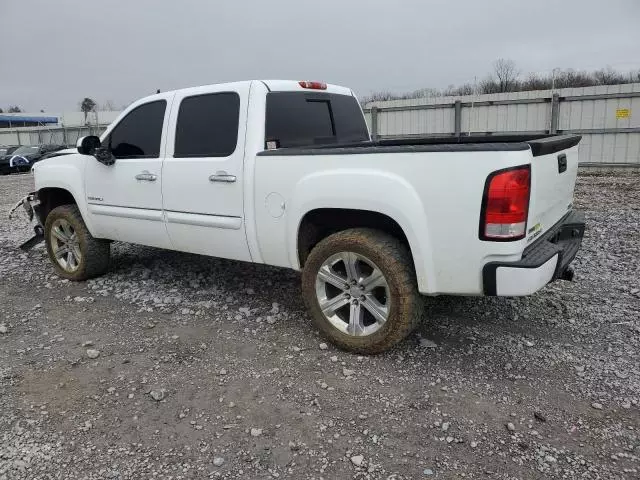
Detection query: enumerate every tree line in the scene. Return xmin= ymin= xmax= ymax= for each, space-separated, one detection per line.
xmin=0 ymin=106 xmax=23 ymax=113
xmin=0 ymin=98 xmax=121 ymax=117
xmin=362 ymin=59 xmax=640 ymax=104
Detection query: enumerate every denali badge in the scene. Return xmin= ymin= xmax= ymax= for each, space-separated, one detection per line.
xmin=527 ymin=223 xmax=542 ymax=242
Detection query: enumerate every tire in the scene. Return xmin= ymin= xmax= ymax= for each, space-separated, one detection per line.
xmin=44 ymin=204 xmax=110 ymax=281
xmin=301 ymin=228 xmax=423 ymax=354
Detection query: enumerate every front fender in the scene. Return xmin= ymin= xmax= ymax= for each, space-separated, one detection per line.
xmin=32 ymin=155 xmax=96 ymax=235
xmin=288 ymin=168 xmax=436 ymax=293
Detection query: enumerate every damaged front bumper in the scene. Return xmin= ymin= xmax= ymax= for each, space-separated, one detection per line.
xmin=9 ymin=192 xmax=45 ymax=251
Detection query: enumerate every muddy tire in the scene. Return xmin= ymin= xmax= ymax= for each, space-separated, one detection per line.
xmin=301 ymin=228 xmax=423 ymax=354
xmin=44 ymin=205 xmax=110 ymax=281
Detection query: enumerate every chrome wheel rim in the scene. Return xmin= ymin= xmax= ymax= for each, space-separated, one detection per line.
xmin=315 ymin=252 xmax=390 ymax=337
xmin=50 ymin=219 xmax=82 ymax=272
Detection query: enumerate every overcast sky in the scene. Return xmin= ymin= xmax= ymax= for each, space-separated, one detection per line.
xmin=2 ymin=0 xmax=639 ymax=112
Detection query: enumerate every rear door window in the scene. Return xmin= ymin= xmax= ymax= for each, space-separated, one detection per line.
xmin=174 ymin=92 xmax=240 ymax=157
xmin=265 ymin=92 xmax=369 ymax=148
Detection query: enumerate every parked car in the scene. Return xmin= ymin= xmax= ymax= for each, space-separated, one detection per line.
xmin=0 ymin=145 xmax=19 ymax=158
xmin=39 ymin=147 xmax=76 ymax=161
xmin=11 ymin=80 xmax=585 ymax=353
xmin=0 ymin=144 xmax=66 ymax=174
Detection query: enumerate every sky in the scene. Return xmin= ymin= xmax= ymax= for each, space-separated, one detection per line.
xmin=1 ymin=0 xmax=639 ymax=112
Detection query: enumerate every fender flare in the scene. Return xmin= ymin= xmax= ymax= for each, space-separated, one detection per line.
xmin=34 ymin=161 xmax=97 ymax=236
xmin=288 ymin=168 xmax=436 ymax=293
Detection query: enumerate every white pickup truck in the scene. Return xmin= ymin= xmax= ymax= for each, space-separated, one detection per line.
xmin=11 ymin=80 xmax=585 ymax=353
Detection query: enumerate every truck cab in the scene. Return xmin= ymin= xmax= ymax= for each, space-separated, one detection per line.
xmin=76 ymin=81 xmax=368 ymax=262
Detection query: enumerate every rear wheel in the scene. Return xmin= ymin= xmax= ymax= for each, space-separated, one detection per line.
xmin=301 ymin=228 xmax=423 ymax=354
xmin=44 ymin=205 xmax=110 ymax=281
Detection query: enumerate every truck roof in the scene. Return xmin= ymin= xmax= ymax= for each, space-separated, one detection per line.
xmin=261 ymin=80 xmax=353 ymax=96
xmin=136 ymin=80 xmax=354 ymax=105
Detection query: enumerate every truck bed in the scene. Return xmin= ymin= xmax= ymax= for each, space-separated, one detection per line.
xmin=258 ymin=134 xmax=581 ymax=157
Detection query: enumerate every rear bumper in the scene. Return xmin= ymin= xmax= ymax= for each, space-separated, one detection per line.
xmin=483 ymin=210 xmax=585 ymax=296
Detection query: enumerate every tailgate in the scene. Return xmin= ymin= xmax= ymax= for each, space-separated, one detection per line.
xmin=526 ymin=135 xmax=581 ymax=243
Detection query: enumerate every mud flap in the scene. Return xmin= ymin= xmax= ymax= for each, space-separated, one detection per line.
xmin=19 ymin=226 xmax=45 ymax=251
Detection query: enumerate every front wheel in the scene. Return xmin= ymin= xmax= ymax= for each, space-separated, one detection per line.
xmin=44 ymin=204 xmax=110 ymax=281
xmin=301 ymin=228 xmax=423 ymax=354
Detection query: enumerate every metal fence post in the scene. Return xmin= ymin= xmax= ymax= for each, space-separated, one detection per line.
xmin=550 ymin=93 xmax=560 ymax=134
xmin=16 ymin=130 xmax=21 ymax=146
xmin=370 ymin=107 xmax=378 ymax=141
xmin=454 ymin=100 xmax=462 ymax=138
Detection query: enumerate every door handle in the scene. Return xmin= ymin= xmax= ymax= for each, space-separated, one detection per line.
xmin=209 ymin=171 xmax=237 ymax=183
xmin=135 ymin=171 xmax=157 ymax=182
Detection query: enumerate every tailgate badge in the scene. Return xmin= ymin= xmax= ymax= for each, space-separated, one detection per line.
xmin=527 ymin=223 xmax=542 ymax=242
xmin=558 ymin=154 xmax=568 ymax=173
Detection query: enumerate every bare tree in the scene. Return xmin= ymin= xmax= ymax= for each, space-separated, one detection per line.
xmin=479 ymin=76 xmax=501 ymax=94
xmin=410 ymin=87 xmax=441 ymax=99
xmin=493 ymin=58 xmax=520 ymax=92
xmin=8 ymin=105 xmax=22 ymax=113
xmin=593 ymin=67 xmax=625 ymax=85
xmin=102 ymin=100 xmax=118 ymax=111
xmin=521 ymin=73 xmax=552 ymax=91
xmin=360 ymin=91 xmax=402 ymax=105
xmin=454 ymin=83 xmax=476 ymax=96
xmin=554 ymin=70 xmax=593 ymax=89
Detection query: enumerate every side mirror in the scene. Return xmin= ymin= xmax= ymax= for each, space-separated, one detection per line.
xmin=77 ymin=136 xmax=101 ymax=155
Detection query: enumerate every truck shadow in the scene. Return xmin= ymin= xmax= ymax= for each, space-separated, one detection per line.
xmin=107 ymin=242 xmax=576 ymax=357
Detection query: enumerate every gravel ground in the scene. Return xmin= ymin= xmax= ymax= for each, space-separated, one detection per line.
xmin=0 ymin=171 xmax=638 ymax=479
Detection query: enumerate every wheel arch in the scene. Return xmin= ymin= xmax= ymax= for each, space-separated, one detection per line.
xmin=295 ymin=206 xmax=433 ymax=293
xmin=284 ymin=169 xmax=436 ymax=293
xmin=38 ymin=187 xmax=77 ymax=222
xmin=298 ymin=208 xmax=411 ymax=265
xmin=36 ymin=185 xmax=96 ymax=236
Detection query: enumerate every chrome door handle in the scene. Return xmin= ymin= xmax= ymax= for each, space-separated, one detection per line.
xmin=135 ymin=171 xmax=157 ymax=182
xmin=209 ymin=171 xmax=237 ymax=183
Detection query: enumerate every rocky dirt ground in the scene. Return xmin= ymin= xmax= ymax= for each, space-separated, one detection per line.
xmin=0 ymin=172 xmax=638 ymax=480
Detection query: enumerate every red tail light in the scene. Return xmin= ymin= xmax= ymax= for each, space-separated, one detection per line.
xmin=480 ymin=166 xmax=531 ymax=240
xmin=298 ymin=81 xmax=327 ymax=90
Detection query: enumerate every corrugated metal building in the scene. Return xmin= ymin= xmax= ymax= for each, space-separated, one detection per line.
xmin=364 ymin=83 xmax=640 ymax=165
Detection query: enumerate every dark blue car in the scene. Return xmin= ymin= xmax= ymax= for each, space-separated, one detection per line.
xmin=0 ymin=144 xmax=66 ymax=175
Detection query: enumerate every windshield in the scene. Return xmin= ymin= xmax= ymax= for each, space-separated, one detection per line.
xmin=12 ymin=146 xmax=40 ymax=155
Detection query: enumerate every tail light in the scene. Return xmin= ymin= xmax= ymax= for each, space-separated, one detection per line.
xmin=480 ymin=165 xmax=531 ymax=241
xmin=298 ymin=81 xmax=327 ymax=90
